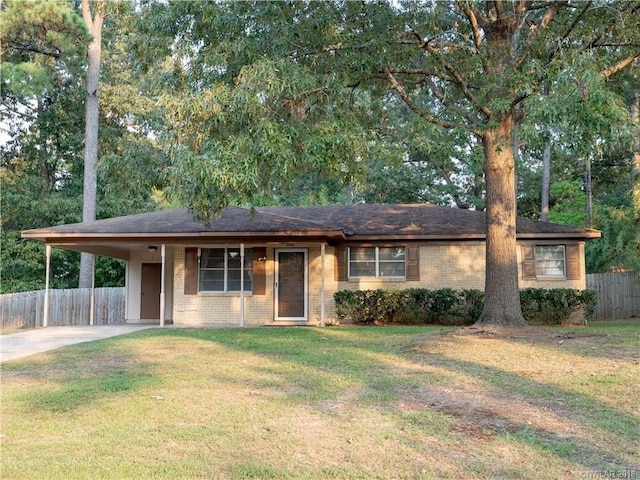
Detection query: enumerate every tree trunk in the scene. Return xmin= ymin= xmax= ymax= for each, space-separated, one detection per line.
xmin=78 ymin=0 xmax=103 ymax=288
xmin=585 ymin=156 xmax=593 ymax=228
xmin=476 ymin=117 xmax=527 ymax=327
xmin=37 ymin=98 xmax=51 ymax=200
xmin=632 ymin=90 xmax=640 ymax=212
xmin=540 ymin=142 xmax=551 ymax=221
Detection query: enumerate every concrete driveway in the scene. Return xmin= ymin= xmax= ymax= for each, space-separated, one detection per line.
xmin=0 ymin=325 xmax=155 ymax=363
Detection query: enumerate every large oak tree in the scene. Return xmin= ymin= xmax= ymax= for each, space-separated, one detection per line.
xmin=112 ymin=1 xmax=640 ymax=324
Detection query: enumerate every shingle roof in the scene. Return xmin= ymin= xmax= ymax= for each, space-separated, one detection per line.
xmin=258 ymin=204 xmax=600 ymax=238
xmin=22 ymin=203 xmax=600 ymax=241
xmin=26 ymin=206 xmax=336 ymax=235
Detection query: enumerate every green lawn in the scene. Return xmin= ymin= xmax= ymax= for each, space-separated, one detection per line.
xmin=1 ymin=322 xmax=638 ymax=479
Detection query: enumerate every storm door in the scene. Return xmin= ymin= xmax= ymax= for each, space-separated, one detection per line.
xmin=275 ymin=249 xmax=307 ymax=321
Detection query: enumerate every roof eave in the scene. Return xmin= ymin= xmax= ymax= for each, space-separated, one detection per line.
xmin=341 ymin=231 xmax=601 ymax=242
xmin=21 ymin=229 xmax=347 ymax=244
xmin=516 ymin=231 xmax=601 ymax=240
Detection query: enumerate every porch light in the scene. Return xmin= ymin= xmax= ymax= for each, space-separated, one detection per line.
xmin=229 ymin=251 xmax=239 ymax=258
xmin=148 ymin=246 xmax=158 ymax=252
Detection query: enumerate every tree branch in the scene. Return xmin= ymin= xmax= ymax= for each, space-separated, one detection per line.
xmin=3 ymin=41 xmax=61 ymax=59
xmin=406 ymin=24 xmax=492 ymax=120
xmin=384 ymin=68 xmax=477 ymax=132
xmin=539 ymin=2 xmax=569 ymax=29
xmin=560 ymin=1 xmax=592 ymax=43
xmin=525 ymin=1 xmax=568 ymax=13
xmin=601 ymin=52 xmax=640 ymax=79
xmin=457 ymin=1 xmax=484 ymax=52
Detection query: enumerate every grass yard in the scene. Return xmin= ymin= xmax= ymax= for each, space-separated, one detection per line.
xmin=1 ymin=322 xmax=638 ymax=479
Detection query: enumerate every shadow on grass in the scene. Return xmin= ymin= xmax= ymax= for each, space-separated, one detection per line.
xmin=412 ymin=352 xmax=639 ymax=471
xmin=138 ymin=326 xmax=639 ymax=471
xmin=2 ymin=337 xmax=158 ymax=413
xmin=495 ymin=322 xmax=640 ymax=362
xmin=5 ymin=326 xmax=637 ymax=472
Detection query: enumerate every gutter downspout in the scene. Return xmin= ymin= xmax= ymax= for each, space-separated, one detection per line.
xmin=43 ymin=245 xmax=51 ymax=328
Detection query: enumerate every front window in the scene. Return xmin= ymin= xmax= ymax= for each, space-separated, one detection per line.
xmin=349 ymin=247 xmax=405 ymax=278
xmin=535 ymin=245 xmax=565 ymax=277
xmin=199 ymin=248 xmax=253 ymax=292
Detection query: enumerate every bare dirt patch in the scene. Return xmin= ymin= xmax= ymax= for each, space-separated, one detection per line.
xmin=399 ymin=325 xmax=639 ymax=471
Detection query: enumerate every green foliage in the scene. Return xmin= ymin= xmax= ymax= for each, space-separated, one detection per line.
xmin=157 ymin=56 xmax=373 ymax=218
xmin=519 ymin=289 xmax=597 ymax=325
xmin=0 ymin=231 xmax=79 ymax=293
xmin=0 ymin=0 xmax=162 ymax=293
xmin=334 ymin=288 xmax=595 ymax=325
xmin=587 ymin=205 xmax=640 ymax=273
xmin=334 ymin=288 xmax=484 ymax=326
xmin=547 ymin=180 xmax=587 ymax=227
xmin=0 ymin=0 xmax=89 ymax=100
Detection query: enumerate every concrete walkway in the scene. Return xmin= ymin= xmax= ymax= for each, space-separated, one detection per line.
xmin=0 ymin=325 xmax=155 ymax=363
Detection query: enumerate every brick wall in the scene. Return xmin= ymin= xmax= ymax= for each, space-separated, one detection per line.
xmin=173 ymin=247 xmax=274 ymax=326
xmin=173 ymin=245 xmax=338 ymax=326
xmin=336 ymin=243 xmax=486 ymax=292
xmin=172 ymin=242 xmax=586 ymax=326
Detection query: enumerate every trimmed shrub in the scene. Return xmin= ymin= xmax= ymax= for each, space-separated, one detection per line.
xmin=333 ymin=288 xmax=595 ymax=325
xmin=521 ymin=288 xmax=596 ymax=325
xmin=333 ymin=288 xmax=481 ymax=325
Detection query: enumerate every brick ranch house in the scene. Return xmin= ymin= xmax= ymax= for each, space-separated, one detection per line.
xmin=22 ymin=203 xmax=600 ymax=327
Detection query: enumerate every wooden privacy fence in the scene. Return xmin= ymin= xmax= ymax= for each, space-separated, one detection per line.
xmin=0 ymin=287 xmax=125 ymax=330
xmin=586 ymin=272 xmax=640 ymax=320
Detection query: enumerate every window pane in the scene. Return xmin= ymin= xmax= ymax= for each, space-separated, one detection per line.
xmin=200 ymin=249 xmax=225 ymax=268
xmin=535 ymin=245 xmax=564 ymax=260
xmin=379 ymin=262 xmax=405 ymax=277
xmin=199 ymin=269 xmax=224 ymax=292
xmin=535 ymin=246 xmax=565 ymax=276
xmin=350 ymin=262 xmax=376 ymax=277
xmin=243 ymin=249 xmax=253 ymax=268
xmin=349 ymin=247 xmax=376 ymax=277
xmin=537 ymin=261 xmax=564 ymax=276
xmin=379 ymin=247 xmax=405 ymax=261
xmin=227 ymin=248 xmax=241 ymax=268
xmin=350 ymin=247 xmax=375 ymax=261
xmin=243 ymin=249 xmax=253 ymax=291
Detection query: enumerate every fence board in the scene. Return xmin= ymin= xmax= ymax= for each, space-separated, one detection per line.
xmin=0 ymin=288 xmax=125 ymax=330
xmin=586 ymin=272 xmax=640 ymax=320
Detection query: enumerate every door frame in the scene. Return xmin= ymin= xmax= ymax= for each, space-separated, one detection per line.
xmin=274 ymin=248 xmax=308 ymax=321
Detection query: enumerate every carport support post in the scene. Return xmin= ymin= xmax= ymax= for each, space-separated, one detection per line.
xmin=240 ymin=243 xmax=245 ymax=327
xmin=43 ymin=245 xmax=51 ymax=328
xmin=160 ymin=244 xmax=166 ymax=327
xmin=89 ymin=263 xmax=95 ymax=326
xmin=320 ymin=243 xmax=326 ymax=327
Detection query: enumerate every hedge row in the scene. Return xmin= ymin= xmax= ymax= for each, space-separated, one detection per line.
xmin=333 ymin=288 xmax=596 ymax=325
